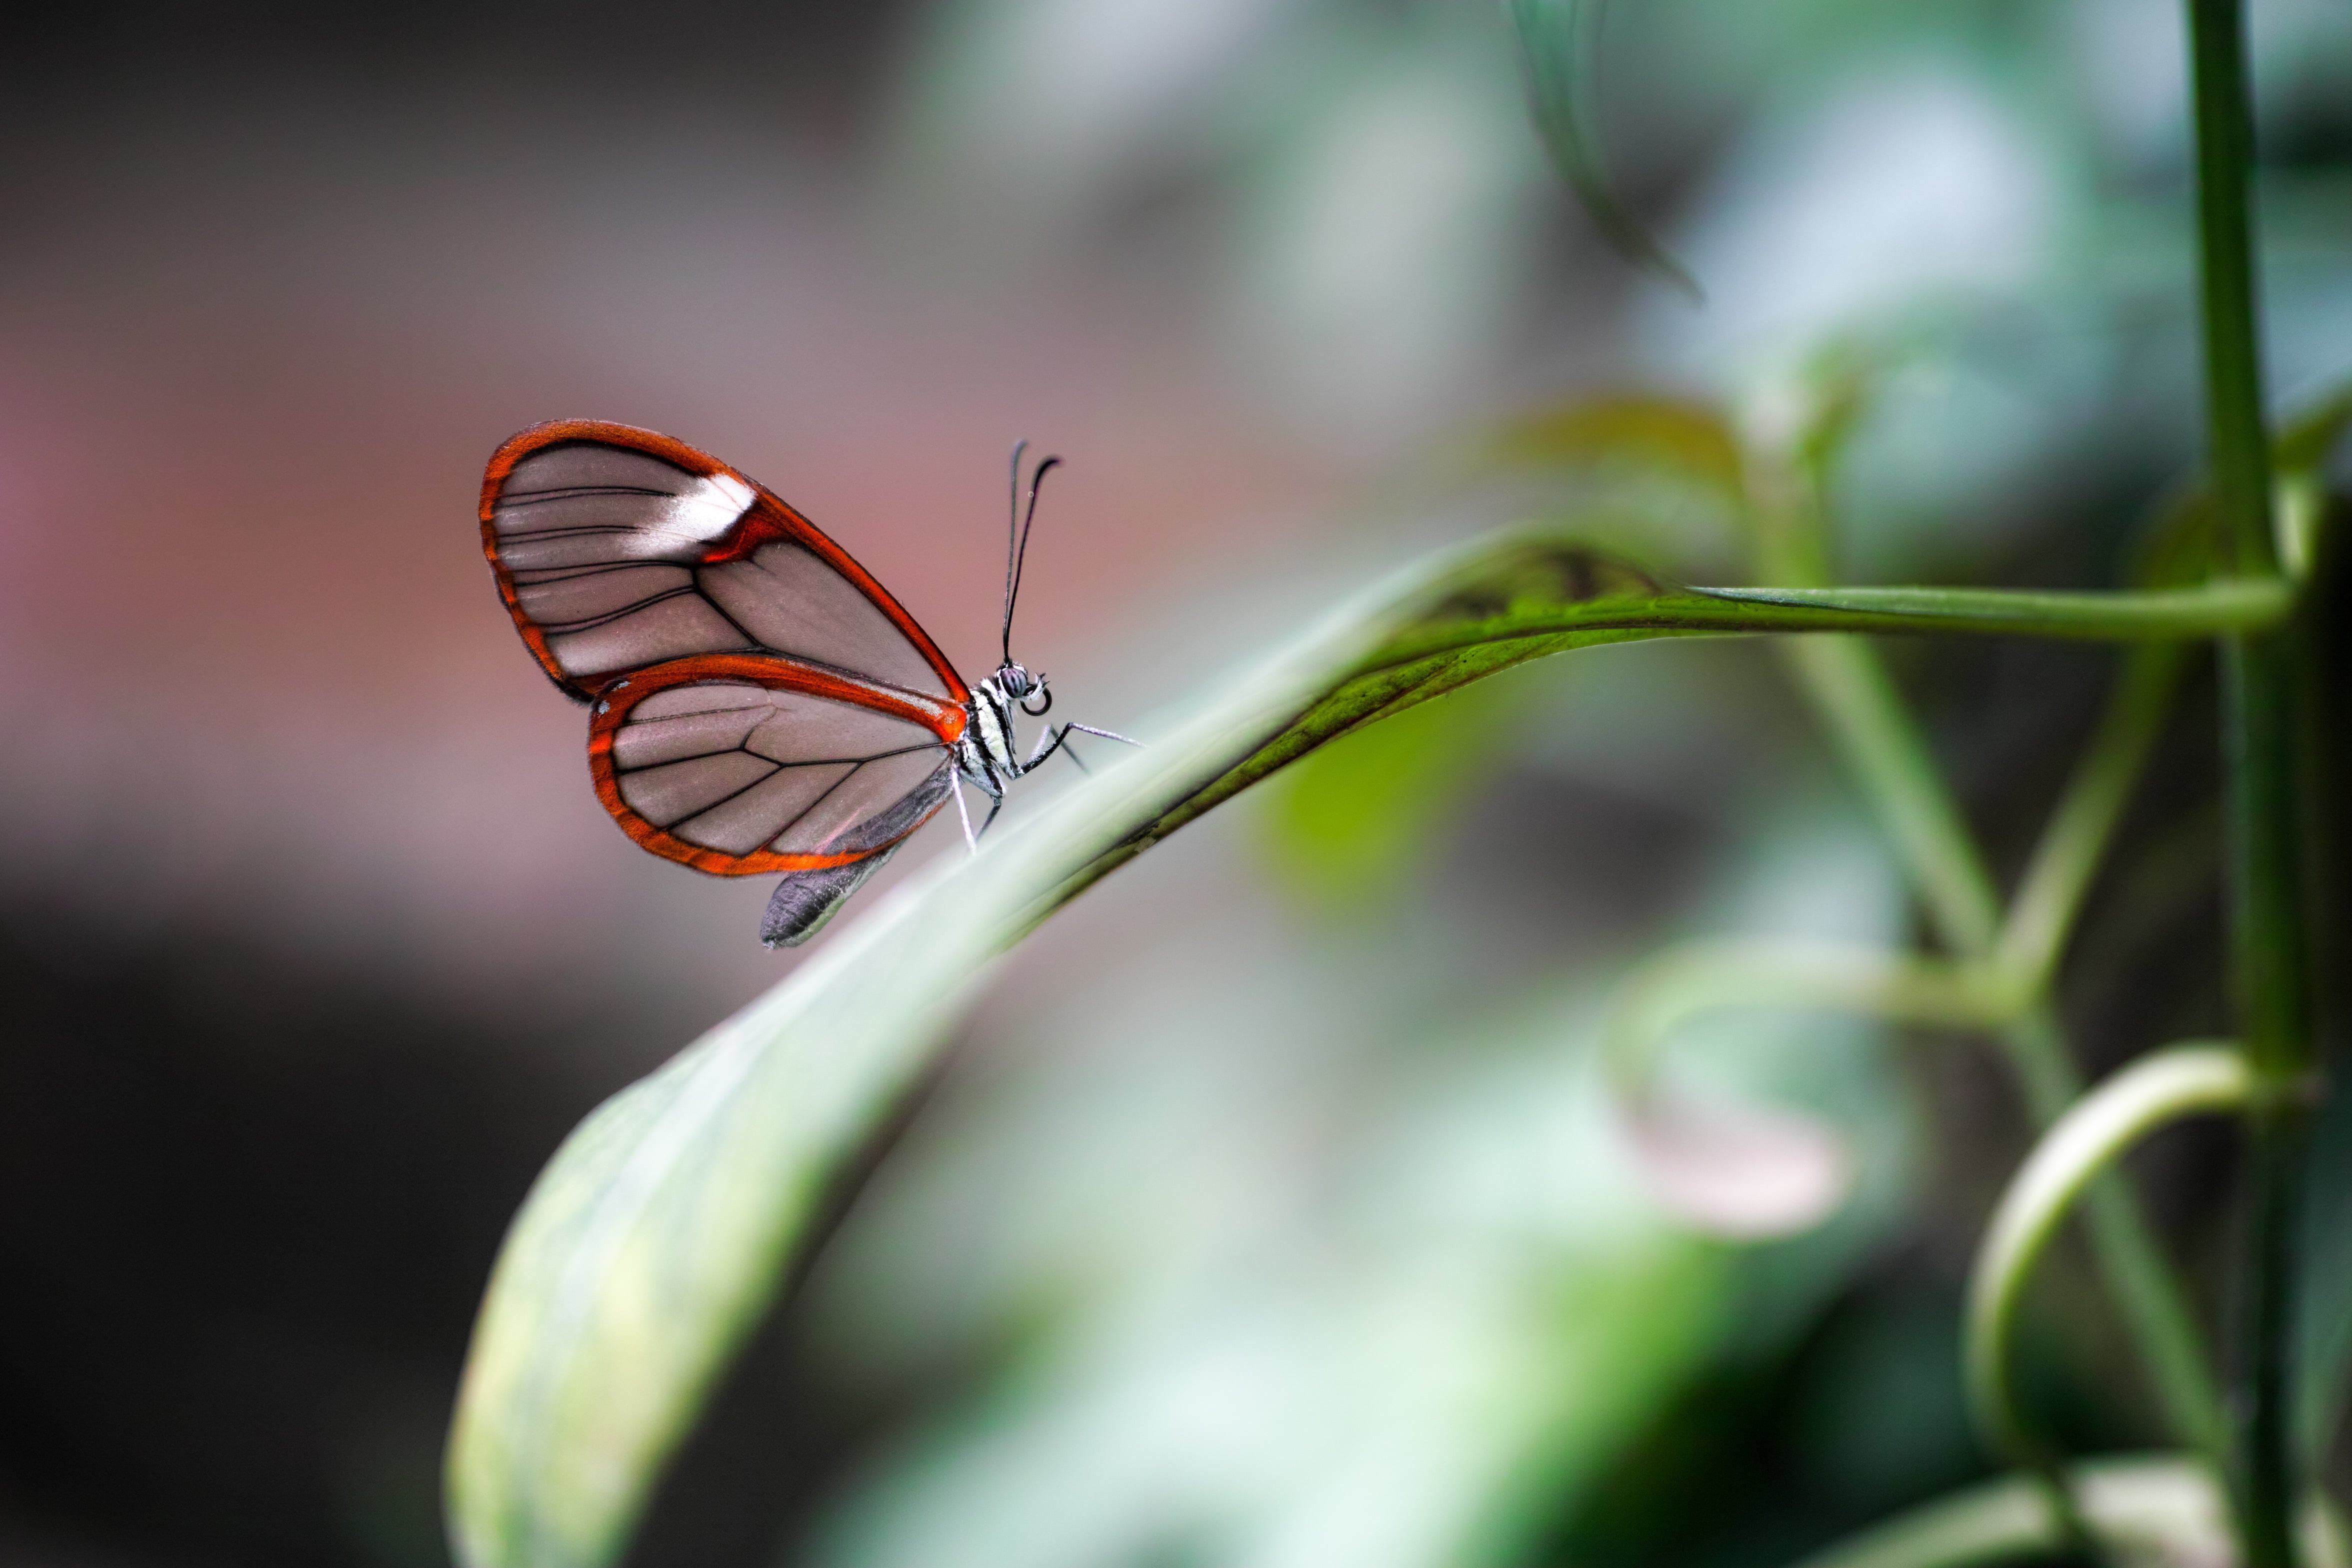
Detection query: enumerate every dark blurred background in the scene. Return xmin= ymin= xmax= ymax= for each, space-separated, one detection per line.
xmin=2 ymin=2 xmax=2350 ymax=1566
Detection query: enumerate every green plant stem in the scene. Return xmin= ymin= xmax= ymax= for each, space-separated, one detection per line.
xmin=1968 ymin=1044 xmax=2252 ymax=1482
xmin=1782 ymin=637 xmax=2228 ymax=1463
xmin=1694 ymin=578 xmax=2288 ymax=637
xmin=2224 ymin=632 xmax=2314 ymax=1568
xmin=1997 ymin=648 xmax=2186 ymax=998
xmin=2186 ymin=0 xmax=2313 ymax=1562
xmin=1777 ymin=638 xmax=2000 ymax=954
xmin=1362 ymin=582 xmax=2290 ymax=678
xmin=1786 ymin=1456 xmax=2338 ymax=1568
xmin=2189 ymin=0 xmax=2278 ymax=583
xmin=1752 ymin=446 xmax=2228 ymax=1471
xmin=1602 ymin=940 xmax=2014 ymax=1092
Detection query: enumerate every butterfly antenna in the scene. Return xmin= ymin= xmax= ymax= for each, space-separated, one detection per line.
xmin=1001 ymin=446 xmax=1060 ymax=665
xmin=1002 ymin=440 xmax=1027 ymax=665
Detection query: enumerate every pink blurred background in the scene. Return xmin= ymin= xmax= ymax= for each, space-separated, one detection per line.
xmin=0 ymin=74 xmax=1344 ymax=1014
xmin=0 ymin=5 xmax=1624 ymax=1562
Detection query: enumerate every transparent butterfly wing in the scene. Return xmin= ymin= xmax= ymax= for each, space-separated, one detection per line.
xmin=480 ymin=420 xmax=966 ymax=704
xmin=587 ymin=658 xmax=958 ymax=878
xmin=480 ymin=423 xmax=974 ymax=934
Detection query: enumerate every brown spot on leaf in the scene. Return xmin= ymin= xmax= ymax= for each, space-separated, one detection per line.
xmin=1430 ymin=544 xmax=1662 ymax=622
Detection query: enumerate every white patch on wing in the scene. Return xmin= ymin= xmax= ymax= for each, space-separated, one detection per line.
xmin=622 ymin=472 xmax=756 ymax=558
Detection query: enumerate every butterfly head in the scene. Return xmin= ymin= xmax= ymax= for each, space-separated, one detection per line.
xmin=994 ymin=661 xmax=1053 ymax=716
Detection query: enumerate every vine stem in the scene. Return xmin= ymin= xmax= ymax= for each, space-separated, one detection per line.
xmin=2184 ymin=2 xmax=2313 ymax=1566
xmin=1783 ymin=637 xmax=2227 ymax=1460
xmin=1746 ymin=440 xmax=2228 ymax=1472
xmin=1966 ymin=1044 xmax=2252 ymax=1502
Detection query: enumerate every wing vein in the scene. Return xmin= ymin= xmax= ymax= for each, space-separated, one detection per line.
xmin=768 ymin=760 xmax=866 ymax=846
xmin=656 ymin=754 xmax=788 ymax=826
xmin=502 ymin=484 xmax=680 ymax=504
xmin=510 ymin=560 xmax=688 ymax=585
xmin=618 ymin=742 xmax=942 ymax=776
xmin=536 ymin=586 xmax=722 ymax=636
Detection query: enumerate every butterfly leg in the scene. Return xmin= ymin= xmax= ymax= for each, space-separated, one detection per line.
xmin=1023 ymin=720 xmax=1138 ymax=778
xmin=954 ymin=760 xmax=1006 ymax=851
xmin=952 ymin=770 xmax=980 ymax=852
xmin=1052 ymin=722 xmax=1140 ymax=776
xmin=1022 ymin=724 xmax=1082 ymax=776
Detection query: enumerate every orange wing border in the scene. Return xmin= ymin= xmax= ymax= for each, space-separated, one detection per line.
xmin=586 ymin=652 xmax=966 ymax=876
xmin=479 ymin=419 xmax=971 ymax=706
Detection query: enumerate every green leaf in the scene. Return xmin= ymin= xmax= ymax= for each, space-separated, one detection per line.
xmin=1258 ymin=668 xmax=1520 ymax=911
xmin=2274 ymin=382 xmax=2352 ymax=474
xmin=1506 ymin=0 xmax=1700 ymax=298
xmin=442 ymin=528 xmax=2296 ymax=1568
xmin=2130 ymin=382 xmax=2352 ymax=588
xmin=443 ymin=533 xmax=1660 ymax=1568
xmin=1488 ymin=395 xmax=1744 ymax=498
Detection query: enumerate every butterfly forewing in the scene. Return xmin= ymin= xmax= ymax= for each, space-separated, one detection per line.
xmin=482 ymin=420 xmax=966 ymax=704
xmin=699 ymin=542 xmax=953 ymax=700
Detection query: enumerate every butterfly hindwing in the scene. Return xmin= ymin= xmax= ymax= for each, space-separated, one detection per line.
xmin=588 ymin=655 xmax=960 ymax=878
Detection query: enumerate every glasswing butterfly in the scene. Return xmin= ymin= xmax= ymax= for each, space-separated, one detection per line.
xmin=479 ymin=420 xmax=1134 ymax=946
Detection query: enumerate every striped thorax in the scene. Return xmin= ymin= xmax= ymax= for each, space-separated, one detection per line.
xmin=958 ymin=661 xmax=1050 ymax=788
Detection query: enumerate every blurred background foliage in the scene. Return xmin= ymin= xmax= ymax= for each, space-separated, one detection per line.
xmin=0 ymin=1 xmax=2348 ymax=1566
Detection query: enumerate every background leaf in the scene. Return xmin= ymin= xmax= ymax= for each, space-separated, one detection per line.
xmin=1506 ymin=0 xmax=1702 ymax=298
xmin=1256 ymin=671 xmax=1520 ymax=912
xmin=1488 ymin=394 xmax=1746 ymax=498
